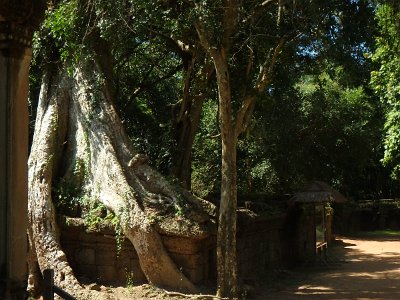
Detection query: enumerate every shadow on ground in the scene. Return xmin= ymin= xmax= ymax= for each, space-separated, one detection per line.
xmin=254 ymin=234 xmax=400 ymax=300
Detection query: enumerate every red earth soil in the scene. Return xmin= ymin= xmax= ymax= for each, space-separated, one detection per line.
xmin=257 ymin=234 xmax=400 ymax=300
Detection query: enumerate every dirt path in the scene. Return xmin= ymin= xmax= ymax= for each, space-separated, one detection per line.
xmin=49 ymin=234 xmax=400 ymax=299
xmin=258 ymin=235 xmax=400 ymax=300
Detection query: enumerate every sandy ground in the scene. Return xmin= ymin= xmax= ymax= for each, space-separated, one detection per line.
xmin=257 ymin=235 xmax=400 ymax=300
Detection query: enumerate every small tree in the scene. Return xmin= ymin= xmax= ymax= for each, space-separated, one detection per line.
xmin=191 ymin=1 xmax=298 ymax=296
xmin=190 ymin=0 xmax=372 ymax=296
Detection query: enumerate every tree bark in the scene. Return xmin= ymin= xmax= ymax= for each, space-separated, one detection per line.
xmin=172 ymin=94 xmax=206 ymax=189
xmin=195 ymin=18 xmax=239 ymax=298
xmin=28 ymin=61 xmax=214 ymax=297
xmin=213 ymin=52 xmax=238 ymax=299
xmin=194 ymin=2 xmax=291 ymax=297
xmin=171 ymin=54 xmax=213 ymax=189
xmin=28 ymin=68 xmax=81 ymax=294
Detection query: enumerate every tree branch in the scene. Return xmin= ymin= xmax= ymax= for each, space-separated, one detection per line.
xmin=178 ymin=57 xmax=196 ymax=121
xmin=146 ymin=26 xmax=193 ymax=64
xmin=222 ymin=0 xmax=239 ymax=50
xmin=235 ymin=31 xmax=297 ymax=137
xmin=194 ymin=21 xmax=213 ymax=55
xmin=242 ymin=0 xmax=279 ymax=26
xmin=256 ymin=31 xmax=296 ymax=92
xmin=125 ymin=63 xmax=183 ymax=107
xmin=234 ymin=95 xmax=256 ymax=138
xmin=261 ymin=0 xmax=279 ymax=6
xmin=165 ymin=290 xmax=229 ymax=300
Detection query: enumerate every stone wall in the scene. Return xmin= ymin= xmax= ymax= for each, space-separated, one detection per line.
xmin=60 ymin=203 xmax=329 ymax=287
xmin=60 ymin=220 xmax=146 ymax=285
xmin=161 ymin=235 xmax=216 ymax=284
xmin=60 ymin=218 xmax=215 ymax=286
xmin=333 ymin=200 xmax=400 ymax=234
xmin=237 ymin=212 xmax=289 ymax=279
xmin=287 ymin=204 xmax=316 ymax=264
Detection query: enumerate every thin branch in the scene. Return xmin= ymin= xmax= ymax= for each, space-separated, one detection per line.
xmin=194 ymin=21 xmax=213 ymax=54
xmin=115 ymin=41 xmax=145 ymax=70
xmin=117 ymin=8 xmax=137 ymax=35
xmin=146 ymin=26 xmax=193 ymax=62
xmin=261 ymin=0 xmax=279 ymax=6
xmin=125 ymin=63 xmax=183 ymax=107
xmin=233 ymin=45 xmax=254 ymax=134
xmin=234 ymin=95 xmax=256 ymax=138
xmin=151 ymin=63 xmax=183 ymax=84
xmin=235 ymin=31 xmax=298 ymax=137
xmin=242 ymin=0 xmax=279 ymax=26
xmin=256 ymin=31 xmax=297 ymax=92
xmin=245 ymin=45 xmax=254 ymax=78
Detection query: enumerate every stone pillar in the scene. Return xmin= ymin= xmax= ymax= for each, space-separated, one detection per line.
xmin=0 ymin=1 xmax=45 ymax=298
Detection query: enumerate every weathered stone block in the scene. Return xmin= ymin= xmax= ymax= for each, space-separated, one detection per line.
xmin=79 ymin=232 xmax=101 ymax=243
xmin=97 ymin=266 xmax=117 ymax=283
xmin=60 ymin=228 xmax=81 ymax=241
xmin=162 ymin=236 xmax=203 ymax=254
xmin=95 ymin=248 xmax=116 ymax=266
xmin=75 ymin=264 xmax=97 ymax=278
xmin=169 ymin=253 xmax=204 ymax=270
xmin=183 ymin=267 xmax=204 ymax=283
xmin=76 ymin=248 xmax=95 ymax=265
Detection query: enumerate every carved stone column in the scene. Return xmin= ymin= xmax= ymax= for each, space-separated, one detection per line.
xmin=0 ymin=1 xmax=45 ymax=298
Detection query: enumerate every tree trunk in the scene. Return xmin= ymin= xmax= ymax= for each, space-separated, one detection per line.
xmin=28 ymin=68 xmax=81 ymax=294
xmin=171 ymin=54 xmax=212 ymax=189
xmin=194 ymin=2 xmax=290 ymax=297
xmin=213 ymin=53 xmax=238 ymax=299
xmin=195 ymin=18 xmax=239 ymax=298
xmin=172 ymin=95 xmax=205 ymax=189
xmin=28 ymin=61 xmax=214 ymax=296
xmin=218 ymin=131 xmax=238 ymax=298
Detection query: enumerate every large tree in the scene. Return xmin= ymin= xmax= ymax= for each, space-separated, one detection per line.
xmin=28 ymin=1 xmax=214 ymax=296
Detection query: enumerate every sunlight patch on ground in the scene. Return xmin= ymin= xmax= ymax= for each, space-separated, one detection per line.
xmin=296 ymin=285 xmax=336 ymax=295
xmin=340 ymin=271 xmax=398 ymax=279
xmin=321 ymin=269 xmax=400 ymax=280
xmin=344 ymin=239 xmax=400 ymax=256
xmin=259 ymin=236 xmax=400 ymax=299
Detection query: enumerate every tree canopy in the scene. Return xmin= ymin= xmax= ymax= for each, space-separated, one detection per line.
xmin=371 ymin=1 xmax=400 ymax=179
xmin=30 ymin=0 xmax=394 ymax=199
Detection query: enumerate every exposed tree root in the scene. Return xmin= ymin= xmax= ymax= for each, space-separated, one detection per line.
xmin=165 ymin=290 xmax=229 ymax=300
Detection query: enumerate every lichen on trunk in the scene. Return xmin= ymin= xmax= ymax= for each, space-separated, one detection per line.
xmin=28 ymin=61 xmax=215 ymax=297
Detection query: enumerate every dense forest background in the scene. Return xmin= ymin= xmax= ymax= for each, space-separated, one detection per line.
xmin=29 ymin=0 xmax=400 ymax=201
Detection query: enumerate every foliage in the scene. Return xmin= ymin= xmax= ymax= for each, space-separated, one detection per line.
xmin=30 ymin=0 xmax=400 ymax=211
xmin=31 ymin=0 xmax=185 ymax=173
xmin=27 ymin=1 xmax=400 ymax=295
xmin=191 ymin=100 xmax=221 ymax=198
xmin=54 ymin=176 xmax=126 ymax=253
xmin=258 ymin=55 xmax=387 ymax=198
xmin=370 ymin=2 xmax=400 ymax=179
xmin=294 ymin=68 xmax=379 ymax=188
